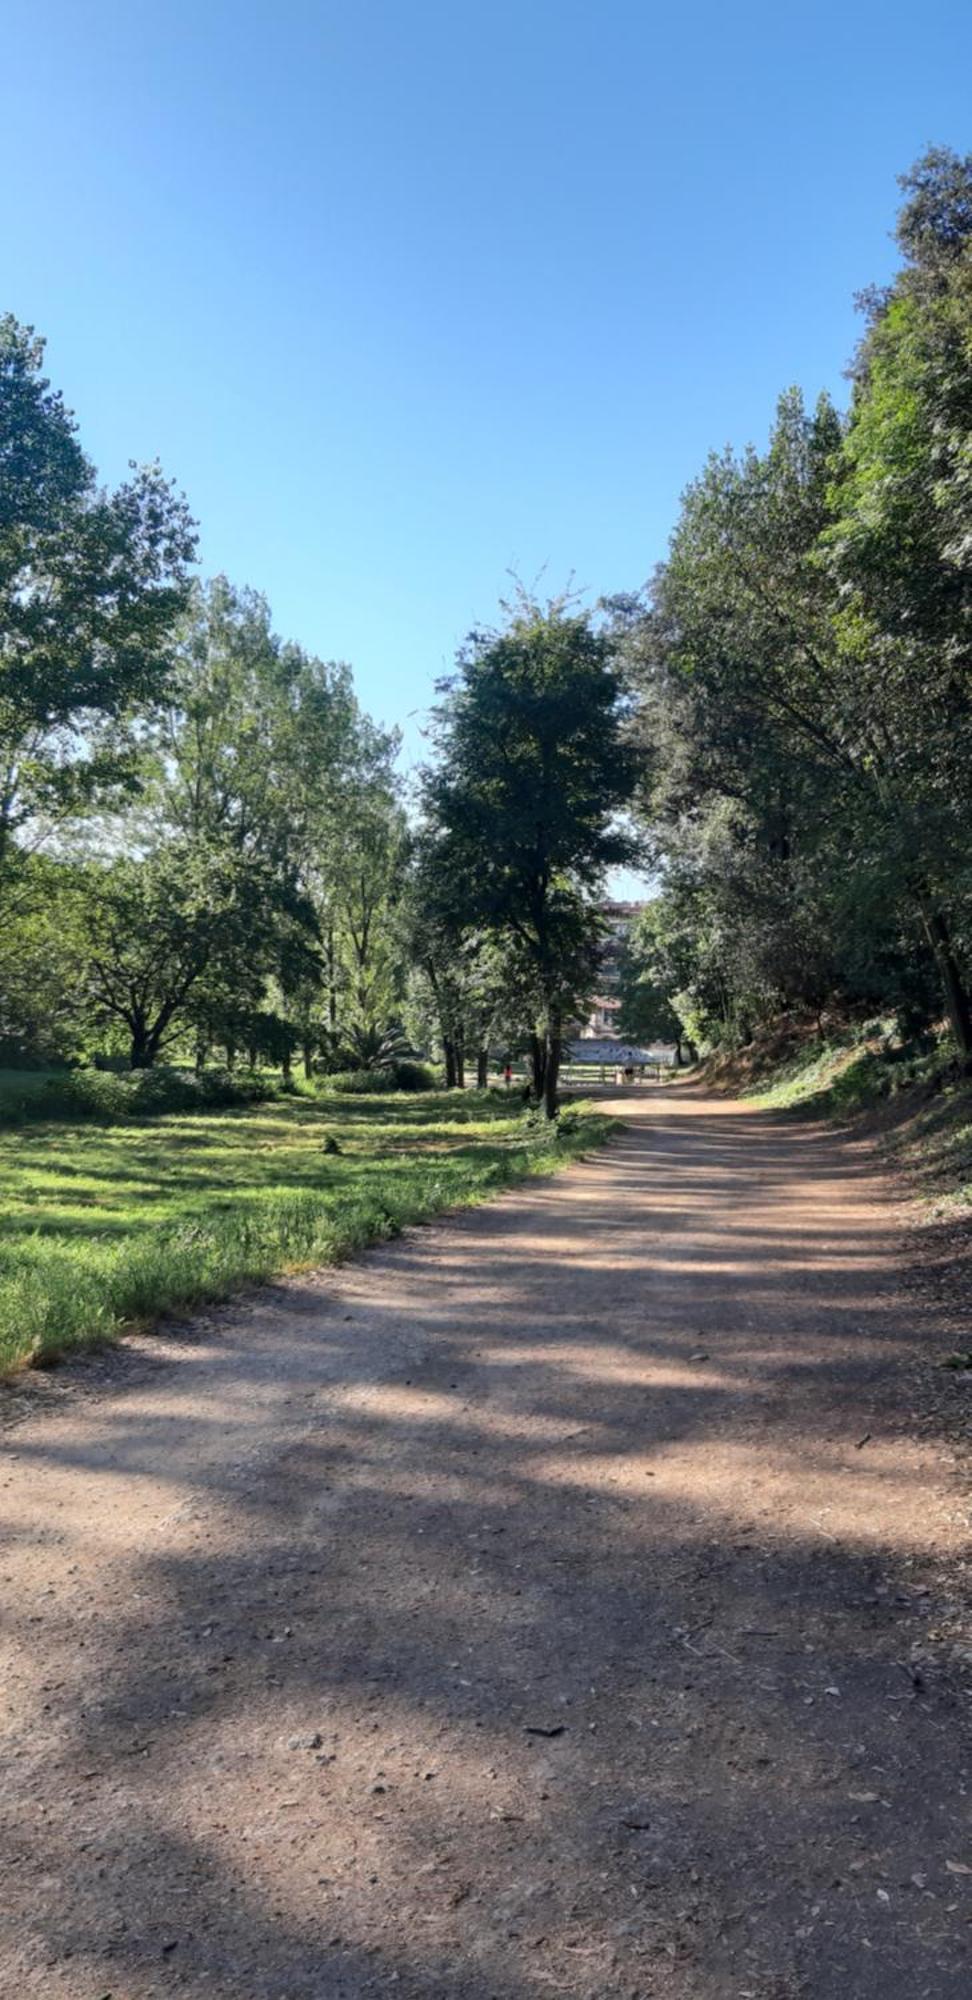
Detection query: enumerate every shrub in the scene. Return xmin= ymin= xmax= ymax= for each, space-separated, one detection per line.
xmin=128 ymin=1066 xmax=204 ymax=1114
xmin=192 ymin=1067 xmax=278 ymax=1109
xmin=323 ymin=1062 xmax=438 ymax=1095
xmin=390 ymin=1059 xmax=437 ymax=1092
xmin=46 ymin=1070 xmax=134 ymax=1119
xmin=0 ymin=1064 xmax=282 ymax=1128
xmin=324 ymin=1067 xmax=399 ymax=1094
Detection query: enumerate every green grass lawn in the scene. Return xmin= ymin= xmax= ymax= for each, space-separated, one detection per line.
xmin=0 ymin=1087 xmax=614 ymax=1373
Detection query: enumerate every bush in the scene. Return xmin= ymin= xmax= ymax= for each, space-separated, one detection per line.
xmin=46 ymin=1070 xmax=134 ymax=1119
xmin=390 ymin=1059 xmax=437 ymax=1092
xmin=129 ymin=1066 xmax=205 ymax=1113
xmin=192 ymin=1067 xmax=278 ymax=1109
xmin=0 ymin=1064 xmax=283 ymax=1128
xmin=324 ymin=1068 xmax=399 ymax=1095
xmin=322 ymin=1062 xmax=439 ymax=1095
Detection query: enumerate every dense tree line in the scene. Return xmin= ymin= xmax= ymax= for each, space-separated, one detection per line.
xmin=0 ymin=307 xmax=637 ymax=1102
xmin=0 ymin=320 xmax=407 ymax=1077
xmin=2 ymin=148 xmax=970 ymax=1108
xmin=617 ymin=148 xmax=972 ymax=1067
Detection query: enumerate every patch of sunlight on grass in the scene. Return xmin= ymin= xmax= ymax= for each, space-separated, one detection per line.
xmin=744 ymin=1039 xmax=873 ymax=1112
xmin=0 ymin=1089 xmax=617 ymax=1372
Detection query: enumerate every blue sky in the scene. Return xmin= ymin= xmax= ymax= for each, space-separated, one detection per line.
xmin=5 ymin=0 xmax=971 ymax=805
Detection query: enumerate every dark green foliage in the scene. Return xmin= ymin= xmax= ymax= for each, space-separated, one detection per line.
xmin=616 ymin=904 xmax=693 ymax=1057
xmin=325 ymin=1068 xmax=402 ymax=1094
xmin=422 ymin=594 xmax=637 ymax=1114
xmin=0 ymin=1064 xmax=281 ymax=1129
xmin=624 ymin=149 xmax=972 ymax=1062
xmin=341 ymin=1023 xmax=415 ymax=1071
xmin=390 ymin=1059 xmax=438 ymax=1091
xmin=324 ymin=1060 xmax=436 ymax=1095
xmin=0 ymin=315 xmax=196 ymax=882
xmin=895 ymin=146 xmax=972 ymax=268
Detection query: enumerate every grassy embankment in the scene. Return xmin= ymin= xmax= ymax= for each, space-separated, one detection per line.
xmin=0 ymin=1082 xmax=615 ymax=1375
xmin=709 ymin=1024 xmax=972 ymax=1219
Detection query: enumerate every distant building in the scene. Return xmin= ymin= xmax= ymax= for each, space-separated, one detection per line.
xmin=586 ymin=993 xmax=622 ymax=1035
xmin=577 ymin=901 xmax=647 ymax=1039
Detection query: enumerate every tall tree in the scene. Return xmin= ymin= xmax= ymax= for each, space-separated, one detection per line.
xmin=402 ymin=833 xmax=518 ymax=1086
xmin=625 ymin=389 xmax=855 ymax=1038
xmin=823 ymin=148 xmax=972 ymax=1054
xmin=423 ymin=596 xmax=636 ymax=1115
xmin=78 ymin=847 xmax=254 ymax=1070
xmin=329 ymin=777 xmax=407 ymax=1053
xmin=617 ymin=902 xmax=695 ymax=1061
xmin=149 ymin=576 xmax=380 ymax=1068
xmin=0 ymin=316 xmax=195 ymax=896
xmin=629 ymin=336 xmax=972 ymax=1058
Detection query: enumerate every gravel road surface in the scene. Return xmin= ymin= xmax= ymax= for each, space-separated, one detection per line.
xmin=2 ymin=1086 xmax=969 ymax=1997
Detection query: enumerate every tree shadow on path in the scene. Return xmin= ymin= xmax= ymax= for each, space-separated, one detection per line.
xmin=1 ymin=1088 xmax=970 ymax=1998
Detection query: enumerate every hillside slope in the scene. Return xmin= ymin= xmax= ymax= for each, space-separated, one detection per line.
xmin=706 ymin=1020 xmax=972 ymax=1220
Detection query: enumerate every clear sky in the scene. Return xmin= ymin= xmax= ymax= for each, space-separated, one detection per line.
xmin=4 ymin=0 xmax=971 ymax=797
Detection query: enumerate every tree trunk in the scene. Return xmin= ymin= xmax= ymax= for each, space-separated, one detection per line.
xmin=129 ymin=1018 xmax=152 ymax=1069
xmin=477 ymin=1046 xmax=489 ymax=1089
xmin=443 ymin=1037 xmax=457 ymax=1089
xmin=455 ymin=1032 xmax=466 ymax=1090
xmin=532 ymin=1040 xmax=548 ymax=1104
xmin=529 ymin=1032 xmax=546 ymax=1102
xmin=303 ymin=1040 xmax=314 ymax=1082
xmin=327 ymin=925 xmax=338 ymax=1032
xmin=543 ymin=1021 xmax=562 ymax=1120
xmin=194 ymin=1033 xmax=209 ymax=1076
xmin=132 ymin=1019 xmax=167 ymax=1069
xmin=921 ymin=903 xmax=972 ymax=1064
xmin=282 ymin=1047 xmax=292 ymax=1083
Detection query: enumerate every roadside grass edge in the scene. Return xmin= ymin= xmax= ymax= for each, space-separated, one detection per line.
xmin=0 ymin=1109 xmax=618 ymax=1375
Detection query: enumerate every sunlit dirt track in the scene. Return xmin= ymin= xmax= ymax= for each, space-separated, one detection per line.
xmin=1 ymin=1085 xmax=969 ymax=1997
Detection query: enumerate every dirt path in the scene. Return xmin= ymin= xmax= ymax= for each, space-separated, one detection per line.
xmin=1 ymin=1087 xmax=970 ymax=1999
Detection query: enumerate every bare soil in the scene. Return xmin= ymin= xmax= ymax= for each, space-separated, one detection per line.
xmin=2 ymin=1085 xmax=970 ymax=1998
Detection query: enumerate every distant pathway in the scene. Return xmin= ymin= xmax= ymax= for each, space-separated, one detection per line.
xmin=1 ymin=1086 xmax=969 ymax=1998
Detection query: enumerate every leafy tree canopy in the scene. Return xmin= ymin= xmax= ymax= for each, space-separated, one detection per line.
xmin=0 ymin=315 xmax=196 ymax=881
xmin=422 ymin=594 xmax=637 ymax=1110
